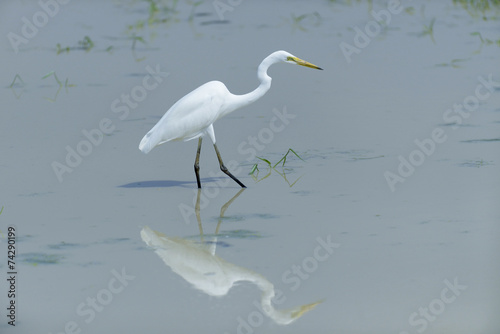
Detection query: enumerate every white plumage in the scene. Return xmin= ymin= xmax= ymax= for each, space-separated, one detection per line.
xmin=139 ymin=50 xmax=322 ymax=188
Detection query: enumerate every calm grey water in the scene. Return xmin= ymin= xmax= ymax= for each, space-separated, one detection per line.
xmin=1 ymin=0 xmax=499 ymax=333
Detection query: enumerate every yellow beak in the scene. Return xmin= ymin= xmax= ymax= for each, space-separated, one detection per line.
xmin=288 ymin=56 xmax=323 ymax=70
xmin=290 ymin=300 xmax=324 ymax=319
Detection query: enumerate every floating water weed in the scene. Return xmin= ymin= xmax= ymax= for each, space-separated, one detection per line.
xmin=436 ymin=58 xmax=470 ymax=68
xmin=453 ymin=0 xmax=500 ymax=20
xmin=288 ymin=12 xmax=321 ymax=32
xmin=420 ymin=17 xmax=436 ymax=43
xmin=249 ymin=149 xmax=305 ymax=186
xmin=471 ymin=31 xmax=500 ymax=53
xmin=9 ymin=74 xmax=24 ymax=88
xmin=56 ymin=36 xmax=94 ymax=54
xmin=273 ymin=148 xmax=305 ymax=168
xmin=42 ymin=71 xmax=62 ymax=86
xmin=41 ymin=71 xmax=75 ymax=101
xmin=187 ymin=0 xmax=203 ymax=21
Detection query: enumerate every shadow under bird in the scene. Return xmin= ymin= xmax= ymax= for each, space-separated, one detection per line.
xmin=139 ymin=50 xmax=322 ymax=188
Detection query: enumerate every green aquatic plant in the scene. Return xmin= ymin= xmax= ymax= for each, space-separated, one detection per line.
xmin=471 ymin=31 xmax=500 ymax=53
xmin=249 ymin=149 xmax=305 ymax=175
xmin=8 ymin=74 xmax=24 ymax=88
xmin=22 ymin=253 xmax=64 ymax=265
xmin=249 ymin=157 xmax=273 ymax=183
xmin=187 ymin=0 xmax=203 ymax=21
xmin=459 ymin=158 xmax=494 ymax=167
xmin=56 ymin=43 xmax=70 ymax=54
xmin=147 ymin=0 xmax=160 ymax=24
xmin=42 ymin=71 xmax=63 ymax=86
xmin=249 ymin=149 xmax=305 ymax=173
xmin=0 ymin=206 xmax=3 ymax=215
xmin=453 ymin=0 xmax=500 ymax=19
xmin=56 ymin=35 xmax=94 ymax=54
xmin=144 ymin=0 xmax=179 ymax=25
xmin=41 ymin=71 xmax=75 ymax=102
xmin=249 ymin=149 xmax=305 ymax=186
xmin=405 ymin=6 xmax=416 ymax=15
xmin=130 ymin=34 xmax=147 ymax=62
xmin=273 ymin=148 xmax=305 ymax=168
xmin=78 ymin=35 xmax=94 ymax=51
xmin=249 ymin=164 xmax=259 ymax=175
xmin=288 ymin=12 xmax=322 ymax=32
xmin=436 ymin=58 xmax=470 ymax=68
xmin=42 ymin=71 xmax=74 ymax=88
xmin=130 ymin=34 xmax=146 ymax=50
xmin=420 ymin=17 xmax=436 ymax=43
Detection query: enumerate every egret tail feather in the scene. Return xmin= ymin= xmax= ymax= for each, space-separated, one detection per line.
xmin=139 ymin=131 xmax=158 ymax=154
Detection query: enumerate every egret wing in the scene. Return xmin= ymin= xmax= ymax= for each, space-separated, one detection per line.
xmin=139 ymin=81 xmax=228 ymax=152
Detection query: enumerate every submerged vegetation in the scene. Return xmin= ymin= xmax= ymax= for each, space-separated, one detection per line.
xmin=21 ymin=253 xmax=65 ymax=266
xmin=250 ymin=148 xmax=305 ymax=174
xmin=8 ymin=74 xmax=24 ymax=89
xmin=41 ymin=71 xmax=75 ymax=102
xmin=56 ymin=35 xmax=95 ymax=54
xmin=42 ymin=71 xmax=74 ymax=88
xmin=435 ymin=58 xmax=470 ymax=68
xmin=419 ymin=17 xmax=436 ymax=44
xmin=452 ymin=0 xmax=500 ymax=19
xmin=8 ymin=72 xmax=74 ymax=101
xmin=287 ymin=12 xmax=322 ymax=32
xmin=249 ymin=149 xmax=305 ymax=187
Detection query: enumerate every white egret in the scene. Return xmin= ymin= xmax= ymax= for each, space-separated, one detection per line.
xmin=140 ymin=189 xmax=322 ymax=324
xmin=139 ymin=50 xmax=322 ymax=188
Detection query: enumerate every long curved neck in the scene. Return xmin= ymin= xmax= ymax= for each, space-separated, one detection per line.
xmin=228 ymin=55 xmax=275 ymax=111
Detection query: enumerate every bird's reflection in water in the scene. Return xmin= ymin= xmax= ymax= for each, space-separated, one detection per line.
xmin=141 ymin=189 xmax=321 ymax=325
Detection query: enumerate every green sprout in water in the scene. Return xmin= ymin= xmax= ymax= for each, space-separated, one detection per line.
xmin=78 ymin=35 xmax=94 ymax=52
xmin=147 ymin=0 xmax=160 ymax=24
xmin=249 ymin=164 xmax=259 ymax=175
xmin=249 ymin=149 xmax=305 ymax=186
xmin=9 ymin=74 xmax=25 ymax=99
xmin=143 ymin=0 xmax=180 ymax=26
xmin=42 ymin=71 xmax=75 ymax=88
xmin=187 ymin=0 xmax=203 ymax=22
xmin=471 ymin=31 xmax=500 ymax=53
xmin=453 ymin=0 xmax=500 ymax=20
xmin=130 ymin=34 xmax=147 ymax=62
xmin=9 ymin=74 xmax=24 ymax=88
xmin=130 ymin=34 xmax=146 ymax=50
xmin=56 ymin=36 xmax=94 ymax=54
xmin=436 ymin=58 xmax=470 ymax=68
xmin=273 ymin=148 xmax=304 ymax=168
xmin=405 ymin=6 xmax=416 ymax=15
xmin=56 ymin=43 xmax=70 ymax=54
xmin=42 ymin=71 xmax=61 ymax=85
xmin=288 ymin=12 xmax=322 ymax=32
xmin=41 ymin=71 xmax=75 ymax=102
xmin=249 ymin=149 xmax=304 ymax=174
xmin=420 ymin=17 xmax=436 ymax=43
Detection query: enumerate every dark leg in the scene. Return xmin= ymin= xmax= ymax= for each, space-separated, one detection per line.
xmin=213 ymin=143 xmax=246 ymax=188
xmin=194 ymin=137 xmax=202 ymax=188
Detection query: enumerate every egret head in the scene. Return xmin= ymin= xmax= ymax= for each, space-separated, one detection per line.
xmin=280 ymin=51 xmax=323 ymax=70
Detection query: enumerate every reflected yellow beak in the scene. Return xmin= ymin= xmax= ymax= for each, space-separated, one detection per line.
xmin=290 ymin=300 xmax=324 ymax=319
xmin=288 ymin=56 xmax=323 ymax=70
